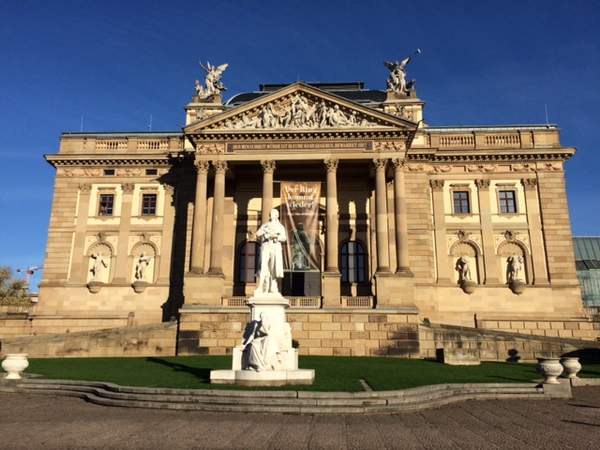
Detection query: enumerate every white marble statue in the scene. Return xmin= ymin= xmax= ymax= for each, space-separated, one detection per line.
xmin=89 ymin=252 xmax=108 ymax=281
xmin=134 ymin=253 xmax=152 ymax=281
xmin=455 ymin=256 xmax=471 ymax=283
xmin=384 ymin=49 xmax=421 ymax=95
xmin=241 ymin=313 xmax=281 ymax=372
xmin=506 ymin=255 xmax=524 ymax=283
xmin=195 ymin=62 xmax=229 ymax=100
xmin=255 ymin=209 xmax=287 ymax=294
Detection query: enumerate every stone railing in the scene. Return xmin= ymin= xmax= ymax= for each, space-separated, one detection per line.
xmin=340 ymin=296 xmax=374 ymax=308
xmin=439 ymin=135 xmax=475 ymax=148
xmin=221 ymin=296 xmax=322 ymax=309
xmin=484 ymin=133 xmax=521 ymax=147
xmin=96 ymin=139 xmax=128 ymax=151
xmin=137 ymin=139 xmax=169 ymax=151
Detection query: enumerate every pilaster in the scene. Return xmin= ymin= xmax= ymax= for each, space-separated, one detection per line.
xmin=522 ymin=178 xmax=549 ymax=285
xmin=475 ymin=179 xmax=500 ymax=284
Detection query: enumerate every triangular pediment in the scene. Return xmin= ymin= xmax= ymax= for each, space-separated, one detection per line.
xmin=185 ymin=82 xmax=416 ymax=135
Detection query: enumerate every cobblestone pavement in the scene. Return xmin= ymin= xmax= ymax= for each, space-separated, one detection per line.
xmin=1 ymin=387 xmax=599 ymax=449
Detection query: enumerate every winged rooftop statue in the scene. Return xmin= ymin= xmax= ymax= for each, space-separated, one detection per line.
xmin=195 ymin=62 xmax=229 ymax=100
xmin=385 ymin=49 xmax=421 ymax=95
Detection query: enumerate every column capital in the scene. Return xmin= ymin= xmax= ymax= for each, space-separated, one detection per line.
xmin=212 ymin=160 xmax=228 ymax=174
xmin=521 ymin=178 xmax=538 ymax=189
xmin=373 ymin=158 xmax=388 ymax=170
xmin=391 ymin=158 xmax=406 ymax=170
xmin=260 ymin=160 xmax=276 ymax=173
xmin=163 ymin=183 xmax=175 ymax=195
xmin=324 ymin=159 xmax=338 ymax=172
xmin=475 ymin=179 xmax=491 ymax=189
xmin=122 ymin=183 xmax=135 ymax=193
xmin=194 ymin=158 xmax=210 ymax=172
xmin=78 ymin=183 xmax=92 ymax=192
xmin=430 ymin=179 xmax=444 ymax=190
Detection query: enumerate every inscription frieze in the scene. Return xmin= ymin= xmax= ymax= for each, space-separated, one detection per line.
xmin=226 ymin=141 xmax=372 ymax=153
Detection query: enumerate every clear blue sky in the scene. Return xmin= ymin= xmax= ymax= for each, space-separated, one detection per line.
xmin=1 ymin=0 xmax=599 ymax=289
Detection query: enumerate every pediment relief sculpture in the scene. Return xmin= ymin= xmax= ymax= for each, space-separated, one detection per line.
xmin=207 ymin=92 xmax=392 ymax=131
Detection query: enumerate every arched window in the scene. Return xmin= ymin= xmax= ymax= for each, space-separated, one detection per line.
xmin=341 ymin=241 xmax=366 ymax=283
xmin=238 ymin=241 xmax=259 ymax=283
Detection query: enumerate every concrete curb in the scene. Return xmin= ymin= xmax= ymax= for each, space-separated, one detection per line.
xmin=0 ymin=377 xmax=573 ymax=414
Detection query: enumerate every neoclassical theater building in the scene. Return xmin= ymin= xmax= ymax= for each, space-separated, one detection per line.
xmin=36 ymin=63 xmax=591 ymax=355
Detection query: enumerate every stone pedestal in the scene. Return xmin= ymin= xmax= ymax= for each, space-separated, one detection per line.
xmin=210 ymin=293 xmax=315 ymax=386
xmin=183 ymin=273 xmax=224 ymax=305
xmin=374 ymin=272 xmax=415 ymax=307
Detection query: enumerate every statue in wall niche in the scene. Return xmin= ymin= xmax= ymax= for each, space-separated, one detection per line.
xmin=455 ymin=256 xmax=472 ymax=283
xmin=506 ymin=256 xmax=524 ymax=283
xmin=255 ymin=208 xmax=287 ymax=295
xmin=134 ymin=253 xmax=152 ymax=281
xmin=384 ymin=49 xmax=421 ymax=95
xmin=194 ymin=62 xmax=228 ymax=100
xmin=241 ymin=313 xmax=289 ymax=372
xmin=89 ymin=252 xmax=108 ymax=281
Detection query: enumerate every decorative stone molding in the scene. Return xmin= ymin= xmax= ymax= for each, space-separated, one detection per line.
xmin=466 ymin=164 xmax=497 ymax=173
xmin=260 ymin=160 xmax=276 ymax=173
xmin=324 ymin=159 xmax=339 ymax=172
xmin=63 ymin=168 xmax=103 ymax=177
xmin=457 ymin=230 xmax=471 ymax=242
xmin=430 ymin=179 xmax=444 ymax=190
xmin=373 ymin=158 xmax=388 ymax=170
xmin=121 ymin=183 xmax=135 ymax=193
xmin=511 ymin=163 xmax=536 ymax=172
xmin=541 ymin=162 xmax=563 ymax=172
xmin=433 ymin=165 xmax=451 ymax=173
xmin=391 ymin=158 xmax=406 ymax=170
xmin=212 ymin=160 xmax=228 ymax=174
xmin=79 ymin=183 xmax=92 ymax=192
xmin=194 ymin=159 xmax=210 ymax=172
xmin=116 ymin=168 xmax=144 ymax=177
xmin=197 ymin=143 xmax=225 ymax=154
xmin=474 ymin=179 xmax=491 ymax=189
xmin=521 ymin=178 xmax=538 ymax=189
xmin=503 ymin=230 xmax=517 ymax=242
xmin=373 ymin=141 xmax=406 ymax=152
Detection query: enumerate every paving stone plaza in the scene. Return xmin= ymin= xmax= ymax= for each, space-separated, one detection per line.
xmin=1 ymin=387 xmax=599 ymax=449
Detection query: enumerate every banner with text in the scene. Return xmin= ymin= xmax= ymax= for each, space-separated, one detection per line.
xmin=280 ymin=182 xmax=322 ymax=271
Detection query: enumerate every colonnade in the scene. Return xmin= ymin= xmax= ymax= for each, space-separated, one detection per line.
xmin=189 ymin=157 xmax=411 ymax=282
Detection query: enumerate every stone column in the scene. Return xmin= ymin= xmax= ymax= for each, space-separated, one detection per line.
xmin=260 ymin=160 xmax=276 ymax=225
xmin=431 ymin=179 xmax=451 ymax=283
xmin=190 ymin=160 xmax=209 ymax=273
xmin=324 ymin=159 xmax=339 ymax=273
xmin=392 ymin=159 xmax=410 ymax=273
xmin=158 ymin=184 xmax=175 ymax=283
xmin=522 ymin=178 xmax=549 ymax=285
xmin=72 ymin=183 xmax=93 ymax=282
xmin=476 ymin=179 xmax=500 ymax=284
xmin=113 ymin=183 xmax=135 ymax=283
xmin=207 ymin=161 xmax=227 ymax=275
xmin=374 ymin=158 xmax=390 ymax=273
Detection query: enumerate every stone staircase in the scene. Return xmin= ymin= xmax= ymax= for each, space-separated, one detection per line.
xmin=0 ymin=378 xmax=561 ymax=414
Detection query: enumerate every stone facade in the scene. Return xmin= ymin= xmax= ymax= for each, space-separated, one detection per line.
xmin=28 ymin=77 xmax=595 ymax=355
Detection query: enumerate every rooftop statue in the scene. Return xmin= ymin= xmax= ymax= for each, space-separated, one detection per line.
xmin=385 ymin=49 xmax=421 ymax=95
xmin=194 ymin=61 xmax=229 ymax=100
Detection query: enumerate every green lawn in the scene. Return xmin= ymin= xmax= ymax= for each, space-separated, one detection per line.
xmin=23 ymin=356 xmax=600 ymax=392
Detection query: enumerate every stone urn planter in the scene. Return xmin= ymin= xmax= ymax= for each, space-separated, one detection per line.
xmin=87 ymin=281 xmax=105 ymax=294
xmin=536 ymin=357 xmax=563 ymax=384
xmin=1 ymin=354 xmax=29 ymax=380
xmin=460 ymin=280 xmax=477 ymax=295
xmin=560 ymin=357 xmax=582 ymax=379
xmin=132 ymin=280 xmax=149 ymax=294
xmin=509 ymin=280 xmax=525 ymax=295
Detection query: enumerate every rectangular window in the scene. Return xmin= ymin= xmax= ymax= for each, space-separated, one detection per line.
xmin=145 ymin=169 xmax=157 ymax=176
xmin=141 ymin=193 xmax=157 ymax=216
xmin=98 ymin=194 xmax=114 ymax=216
xmin=452 ymin=191 xmax=470 ymax=214
xmin=103 ymin=169 xmax=115 ymax=176
xmin=498 ymin=190 xmax=517 ymax=214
